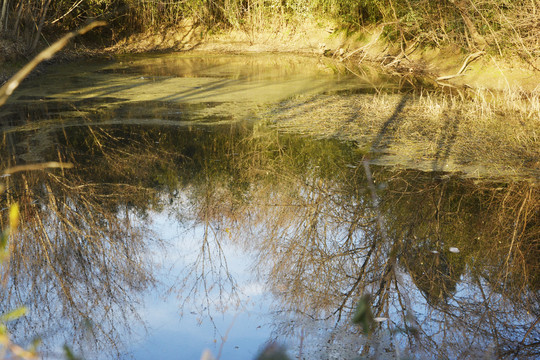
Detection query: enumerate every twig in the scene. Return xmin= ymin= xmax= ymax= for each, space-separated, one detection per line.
xmin=503 ymin=188 xmax=530 ymax=285
xmin=0 ymin=21 xmax=106 ymax=107
xmin=50 ymin=0 xmax=85 ymax=24
xmin=521 ymin=316 xmax=540 ymax=345
xmin=216 ymin=314 xmax=238 ymax=359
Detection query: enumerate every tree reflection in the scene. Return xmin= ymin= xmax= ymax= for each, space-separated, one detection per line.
xmin=1 ymin=114 xmax=538 ymax=358
xmin=240 ymin=139 xmax=539 ymax=358
xmin=166 ymin=127 xmax=539 ymax=358
xmin=0 ymin=126 xmax=164 ymax=357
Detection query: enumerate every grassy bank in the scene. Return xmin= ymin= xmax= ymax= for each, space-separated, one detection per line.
xmin=0 ymin=1 xmax=538 ymax=61
xmin=23 ymin=0 xmax=537 ymax=59
xmin=1 ymin=1 xmax=538 ymax=92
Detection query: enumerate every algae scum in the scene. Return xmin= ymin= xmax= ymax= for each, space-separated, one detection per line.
xmin=1 ymin=53 xmax=538 ymax=359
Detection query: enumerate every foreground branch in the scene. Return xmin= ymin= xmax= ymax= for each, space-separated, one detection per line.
xmin=0 ymin=21 xmax=106 ymax=107
xmin=2 ymin=162 xmax=74 ymax=175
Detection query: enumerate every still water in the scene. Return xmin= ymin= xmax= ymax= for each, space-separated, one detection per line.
xmin=0 ymin=53 xmax=538 ymax=359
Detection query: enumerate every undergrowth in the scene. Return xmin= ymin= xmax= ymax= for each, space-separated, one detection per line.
xmin=0 ymin=0 xmax=538 ymax=63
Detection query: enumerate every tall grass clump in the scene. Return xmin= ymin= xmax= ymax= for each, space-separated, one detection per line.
xmin=310 ymin=0 xmax=538 ymax=59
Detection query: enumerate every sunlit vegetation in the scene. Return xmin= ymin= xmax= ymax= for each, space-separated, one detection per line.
xmin=0 ymin=0 xmax=538 ymax=60
xmin=270 ymin=88 xmax=540 ymax=180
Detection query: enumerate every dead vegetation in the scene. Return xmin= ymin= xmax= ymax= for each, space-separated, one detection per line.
xmin=267 ymin=86 xmax=540 ymax=181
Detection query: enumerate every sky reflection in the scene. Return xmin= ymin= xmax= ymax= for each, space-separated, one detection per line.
xmin=130 ymin=212 xmax=274 ymax=360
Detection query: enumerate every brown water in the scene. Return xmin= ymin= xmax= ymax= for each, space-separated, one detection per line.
xmin=0 ymin=53 xmax=538 ymax=359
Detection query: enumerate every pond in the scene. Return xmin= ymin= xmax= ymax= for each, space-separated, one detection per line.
xmin=0 ymin=53 xmax=538 ymax=359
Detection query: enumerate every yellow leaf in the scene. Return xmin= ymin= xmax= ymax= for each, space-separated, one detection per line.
xmin=9 ymin=203 xmax=19 ymax=231
xmin=0 ymin=333 xmax=9 ymax=346
xmin=1 ymin=306 xmax=27 ymax=322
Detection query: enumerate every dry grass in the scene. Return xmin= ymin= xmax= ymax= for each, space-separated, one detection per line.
xmin=268 ymin=87 xmax=540 ymax=180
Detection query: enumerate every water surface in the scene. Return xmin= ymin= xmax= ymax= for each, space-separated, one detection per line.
xmin=0 ymin=53 xmax=538 ymax=359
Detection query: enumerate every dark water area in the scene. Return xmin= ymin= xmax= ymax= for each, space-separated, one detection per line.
xmin=0 ymin=54 xmax=538 ymax=359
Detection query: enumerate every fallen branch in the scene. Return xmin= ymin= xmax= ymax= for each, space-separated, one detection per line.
xmin=436 ymin=51 xmax=485 ymax=82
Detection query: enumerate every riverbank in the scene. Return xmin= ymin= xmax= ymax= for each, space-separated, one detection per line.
xmin=1 ymin=18 xmax=538 ymax=182
xmin=2 ymin=16 xmax=539 ymax=93
xmin=104 ymin=22 xmax=540 ymax=181
xmin=106 ymin=19 xmax=539 ymax=93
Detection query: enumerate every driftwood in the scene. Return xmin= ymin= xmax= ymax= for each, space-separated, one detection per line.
xmin=436 ymin=51 xmax=485 ymax=82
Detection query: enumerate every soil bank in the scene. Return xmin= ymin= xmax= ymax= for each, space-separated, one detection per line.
xmin=107 ymin=20 xmax=540 ymax=93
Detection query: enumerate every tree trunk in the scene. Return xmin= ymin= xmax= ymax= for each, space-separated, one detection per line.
xmin=29 ymin=0 xmax=52 ymax=53
xmin=449 ymin=0 xmax=487 ymax=49
xmin=13 ymin=0 xmax=24 ymax=38
xmin=0 ymin=0 xmax=9 ymax=34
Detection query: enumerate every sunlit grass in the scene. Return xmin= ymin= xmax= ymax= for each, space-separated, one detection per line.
xmin=270 ymin=86 xmax=540 ymax=180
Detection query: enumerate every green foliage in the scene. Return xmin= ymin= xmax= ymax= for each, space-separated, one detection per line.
xmin=63 ymin=345 xmax=83 ymax=360
xmin=352 ymin=294 xmax=374 ymax=335
xmin=0 ymin=307 xmax=27 ymax=323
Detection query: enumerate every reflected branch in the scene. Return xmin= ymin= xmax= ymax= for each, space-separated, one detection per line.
xmin=1 ymin=107 xmax=538 ymax=357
